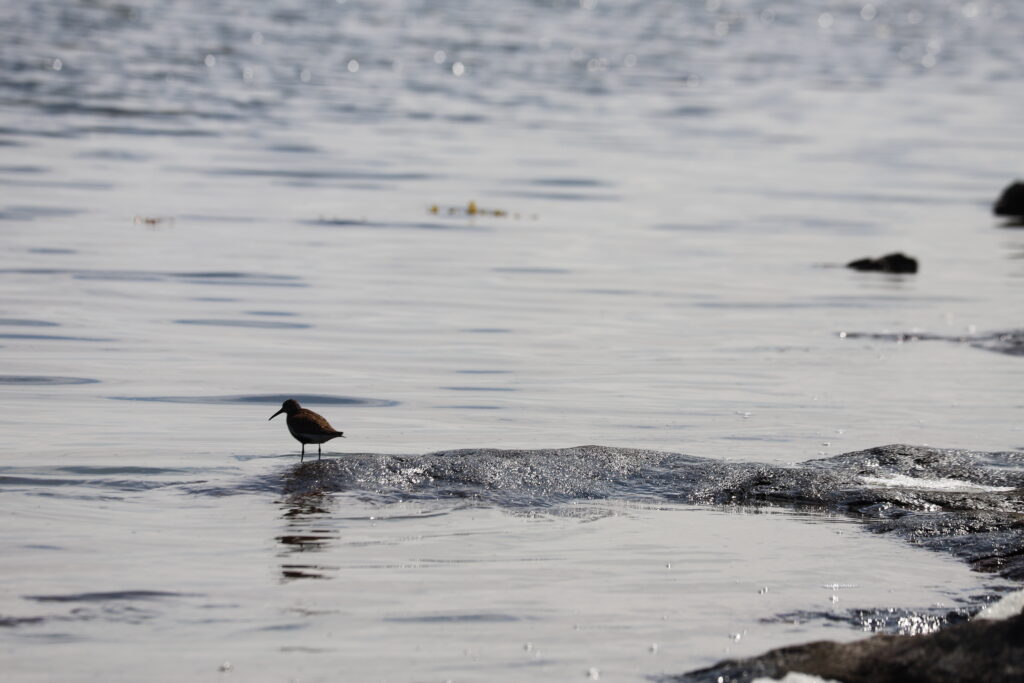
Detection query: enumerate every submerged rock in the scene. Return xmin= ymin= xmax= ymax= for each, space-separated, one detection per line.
xmin=763 ymin=604 xmax=974 ymax=636
xmin=977 ymin=330 xmax=1024 ymax=356
xmin=283 ymin=444 xmax=1024 ymax=578
xmin=993 ymin=181 xmax=1024 ymax=218
xmin=668 ymin=609 xmax=1024 ymax=683
xmin=839 ymin=328 xmax=1024 ymax=358
xmin=846 ymin=252 xmax=918 ymax=273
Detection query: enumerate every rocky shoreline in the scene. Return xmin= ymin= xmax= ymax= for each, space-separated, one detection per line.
xmin=667 ymin=601 xmax=1024 ymax=683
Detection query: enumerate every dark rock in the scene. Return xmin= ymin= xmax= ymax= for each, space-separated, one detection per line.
xmin=994 ymin=181 xmax=1024 ymax=218
xmin=847 ymin=252 xmax=918 ymax=273
xmin=666 ymin=611 xmax=1024 ymax=683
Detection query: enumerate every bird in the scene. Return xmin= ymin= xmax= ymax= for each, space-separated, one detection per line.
xmin=269 ymin=399 xmax=345 ymax=461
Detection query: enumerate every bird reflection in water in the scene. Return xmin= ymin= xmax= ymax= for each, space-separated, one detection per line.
xmin=276 ymin=491 xmax=338 ymax=581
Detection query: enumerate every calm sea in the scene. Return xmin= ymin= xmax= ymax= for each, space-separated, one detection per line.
xmin=1 ymin=0 xmax=1022 ymax=680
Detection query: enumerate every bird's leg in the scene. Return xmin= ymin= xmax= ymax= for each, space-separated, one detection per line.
xmin=318 ymin=443 xmax=322 ymax=460
xmin=301 ymin=443 xmax=305 ymax=462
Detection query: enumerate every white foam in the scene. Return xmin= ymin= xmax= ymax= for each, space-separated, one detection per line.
xmin=975 ymin=589 xmax=1024 ymax=621
xmin=753 ymin=673 xmax=843 ymax=683
xmin=860 ymin=474 xmax=1015 ymax=493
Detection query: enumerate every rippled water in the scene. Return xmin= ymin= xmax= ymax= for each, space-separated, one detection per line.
xmin=2 ymin=0 xmax=1023 ymax=680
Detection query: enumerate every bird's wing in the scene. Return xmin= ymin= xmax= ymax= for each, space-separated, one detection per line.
xmin=291 ymin=410 xmax=340 ymax=436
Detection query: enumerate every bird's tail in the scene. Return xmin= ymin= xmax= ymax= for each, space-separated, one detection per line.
xmin=336 ymin=432 xmax=346 ymax=438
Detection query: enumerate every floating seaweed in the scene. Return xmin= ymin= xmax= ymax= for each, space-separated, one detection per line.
xmin=132 ymin=215 xmax=175 ymax=227
xmin=428 ymin=201 xmax=535 ymax=220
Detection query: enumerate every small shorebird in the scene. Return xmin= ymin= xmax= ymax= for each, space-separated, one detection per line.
xmin=269 ymin=399 xmax=345 ymax=461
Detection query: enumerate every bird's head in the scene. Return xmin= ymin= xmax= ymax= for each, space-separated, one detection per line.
xmin=269 ymin=398 xmax=301 ymax=420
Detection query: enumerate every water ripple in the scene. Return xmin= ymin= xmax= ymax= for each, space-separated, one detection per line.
xmin=173 ymin=319 xmax=311 ymax=330
xmin=0 ymin=268 xmax=305 ymax=288
xmin=108 ymin=394 xmax=399 ymax=407
xmin=25 ymin=591 xmax=199 ymax=603
xmin=0 ymin=319 xmax=59 ymax=327
xmin=0 ymin=376 xmax=99 ymax=385
xmin=0 ymin=333 xmax=113 ymax=342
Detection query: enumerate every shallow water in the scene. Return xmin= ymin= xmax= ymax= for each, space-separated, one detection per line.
xmin=0 ymin=488 xmax=1011 ymax=682
xmin=2 ymin=0 xmax=1023 ymax=679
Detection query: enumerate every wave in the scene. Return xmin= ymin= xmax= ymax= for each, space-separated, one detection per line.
xmin=282 ymin=444 xmax=1024 ymax=580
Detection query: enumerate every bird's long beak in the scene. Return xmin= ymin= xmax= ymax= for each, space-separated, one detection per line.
xmin=269 ymin=408 xmax=284 ymax=420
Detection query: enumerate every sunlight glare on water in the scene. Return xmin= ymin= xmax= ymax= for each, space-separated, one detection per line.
xmin=1 ymin=0 xmax=1023 ymax=680
xmin=0 ymin=495 xmax=1012 ymax=682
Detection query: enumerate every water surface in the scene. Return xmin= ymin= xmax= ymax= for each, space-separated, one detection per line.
xmin=2 ymin=0 xmax=1023 ymax=680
